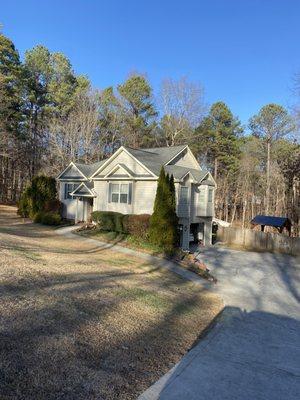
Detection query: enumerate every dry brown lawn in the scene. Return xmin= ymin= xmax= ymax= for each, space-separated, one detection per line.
xmin=0 ymin=205 xmax=222 ymax=400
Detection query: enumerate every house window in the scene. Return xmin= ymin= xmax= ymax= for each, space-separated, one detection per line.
xmin=208 ymin=188 xmax=213 ymax=202
xmin=64 ymin=183 xmax=78 ymax=200
xmin=110 ymin=183 xmax=130 ymax=204
xmin=111 ymin=183 xmax=120 ymax=203
xmin=199 ymin=188 xmax=205 ymax=205
xmin=120 ymin=184 xmax=128 ymax=203
xmin=180 ymin=186 xmax=189 ymax=203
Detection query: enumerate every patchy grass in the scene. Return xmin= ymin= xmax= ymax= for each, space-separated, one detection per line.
xmin=78 ymin=228 xmax=164 ymax=255
xmin=0 ymin=205 xmax=222 ymax=400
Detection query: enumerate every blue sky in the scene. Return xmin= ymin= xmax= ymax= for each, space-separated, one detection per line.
xmin=1 ymin=0 xmax=299 ymax=124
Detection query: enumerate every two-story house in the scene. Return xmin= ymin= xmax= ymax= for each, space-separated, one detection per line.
xmin=57 ymin=145 xmax=216 ymax=250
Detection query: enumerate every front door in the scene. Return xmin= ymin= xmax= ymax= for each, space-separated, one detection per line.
xmin=83 ymin=198 xmax=93 ymax=222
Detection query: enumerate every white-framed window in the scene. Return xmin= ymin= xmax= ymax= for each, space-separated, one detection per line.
xmin=110 ymin=183 xmax=131 ymax=204
xmin=208 ymin=188 xmax=213 ymax=203
xmin=64 ymin=183 xmax=78 ymax=200
xmin=111 ymin=183 xmax=120 ymax=203
xmin=199 ymin=188 xmax=205 ymax=205
xmin=180 ymin=186 xmax=189 ymax=203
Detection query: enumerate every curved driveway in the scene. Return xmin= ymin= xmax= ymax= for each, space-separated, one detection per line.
xmin=139 ymin=246 xmax=300 ymax=400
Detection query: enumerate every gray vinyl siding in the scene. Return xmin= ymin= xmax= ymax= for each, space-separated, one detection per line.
xmin=96 ymin=152 xmax=151 ymax=177
xmin=59 ymin=182 xmax=82 ymax=219
xmin=133 ymin=181 xmax=157 ymax=214
xmin=93 ymin=181 xmax=108 ymax=212
xmin=59 ymin=165 xmax=84 ymax=180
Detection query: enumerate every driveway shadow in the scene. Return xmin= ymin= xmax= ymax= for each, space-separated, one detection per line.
xmin=139 ymin=306 xmax=300 ymax=400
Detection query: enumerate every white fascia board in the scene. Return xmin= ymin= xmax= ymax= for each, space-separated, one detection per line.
xmin=70 ymin=182 xmax=96 ymax=197
xmin=165 ymin=145 xmax=201 ymax=171
xmin=104 ymin=163 xmax=132 ymax=178
xmin=202 ymin=171 xmax=217 ymax=188
xmin=165 ymin=145 xmax=188 ymax=165
xmin=90 ymin=147 xmax=125 ymax=178
xmin=93 ymin=176 xmax=157 ymax=181
xmin=122 ymin=148 xmax=157 ymax=177
xmin=90 ymin=146 xmax=157 ymax=179
xmin=57 ymin=162 xmax=87 ymax=180
xmin=187 ymin=147 xmax=202 ymax=170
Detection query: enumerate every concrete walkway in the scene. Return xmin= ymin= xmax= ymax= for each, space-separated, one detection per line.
xmin=139 ymin=246 xmax=300 ymax=400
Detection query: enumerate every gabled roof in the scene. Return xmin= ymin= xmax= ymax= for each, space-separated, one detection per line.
xmin=164 ymin=165 xmax=208 ymax=182
xmin=124 ymin=145 xmax=188 ymax=176
xmin=74 ymin=160 xmax=106 ymax=179
xmin=59 ymin=145 xmax=212 ymax=184
xmin=104 ymin=163 xmax=134 ymax=178
xmin=70 ymin=181 xmax=96 ymax=197
xmin=57 ymin=160 xmax=106 ymax=180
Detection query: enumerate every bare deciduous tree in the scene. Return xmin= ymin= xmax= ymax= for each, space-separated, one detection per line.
xmin=158 ymin=77 xmax=206 ymax=146
xmin=47 ymin=90 xmax=101 ymax=175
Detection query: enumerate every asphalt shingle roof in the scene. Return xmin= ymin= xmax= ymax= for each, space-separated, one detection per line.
xmin=63 ymin=145 xmax=210 ymax=183
xmin=74 ymin=160 xmax=106 ymax=178
xmin=124 ymin=145 xmax=188 ymax=176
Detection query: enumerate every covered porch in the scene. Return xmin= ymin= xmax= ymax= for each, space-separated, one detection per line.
xmin=70 ymin=182 xmax=96 ymax=223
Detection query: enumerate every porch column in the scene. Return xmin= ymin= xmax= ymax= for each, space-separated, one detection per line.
xmin=75 ymin=198 xmax=78 ymax=224
xmin=182 ymin=221 xmax=190 ymax=250
xmin=203 ymin=219 xmax=212 ymax=246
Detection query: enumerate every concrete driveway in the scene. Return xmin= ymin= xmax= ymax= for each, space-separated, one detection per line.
xmin=139 ymin=247 xmax=300 ymax=400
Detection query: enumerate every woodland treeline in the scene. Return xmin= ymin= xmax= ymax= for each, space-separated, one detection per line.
xmin=0 ymin=33 xmax=299 ymax=234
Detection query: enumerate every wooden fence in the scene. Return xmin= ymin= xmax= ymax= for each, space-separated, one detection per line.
xmin=217 ymin=226 xmax=300 ymax=256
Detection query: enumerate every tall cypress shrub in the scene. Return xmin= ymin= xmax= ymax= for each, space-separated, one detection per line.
xmin=149 ymin=168 xmax=178 ymax=253
xmin=18 ymin=176 xmax=58 ymax=218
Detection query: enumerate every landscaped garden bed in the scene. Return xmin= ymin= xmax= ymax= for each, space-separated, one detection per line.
xmin=76 ymin=223 xmax=217 ymax=283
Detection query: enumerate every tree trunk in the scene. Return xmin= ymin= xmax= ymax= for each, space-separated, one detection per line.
xmin=266 ymin=140 xmax=271 ymax=215
xmin=214 ymin=158 xmax=218 ymax=180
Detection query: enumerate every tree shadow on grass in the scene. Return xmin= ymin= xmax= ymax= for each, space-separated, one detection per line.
xmin=0 ymin=264 xmax=214 ymax=400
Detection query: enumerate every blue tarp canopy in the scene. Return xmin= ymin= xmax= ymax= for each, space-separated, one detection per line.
xmin=251 ymin=215 xmax=291 ymax=234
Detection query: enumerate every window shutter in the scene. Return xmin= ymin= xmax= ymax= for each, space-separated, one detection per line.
xmin=64 ymin=183 xmax=68 ymax=200
xmin=128 ymin=183 xmax=132 ymax=204
xmin=108 ymin=182 xmax=112 ymax=203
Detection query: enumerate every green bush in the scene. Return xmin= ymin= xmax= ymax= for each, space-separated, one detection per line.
xmin=91 ymin=211 xmax=124 ymax=232
xmin=18 ymin=176 xmax=58 ymax=218
xmin=44 ymin=199 xmax=62 ymax=213
xmin=123 ymin=214 xmax=150 ymax=239
xmin=33 ymin=211 xmax=44 ymax=223
xmin=149 ymin=168 xmax=179 ymax=254
xmin=17 ymin=187 xmax=32 ymax=218
xmin=33 ymin=211 xmax=62 ymax=225
xmin=42 ymin=212 xmax=61 ymax=226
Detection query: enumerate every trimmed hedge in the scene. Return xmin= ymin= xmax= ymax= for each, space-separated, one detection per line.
xmin=91 ymin=211 xmax=151 ymax=239
xmin=91 ymin=211 xmax=124 ymax=233
xmin=34 ymin=211 xmax=62 ymax=226
xmin=123 ymin=214 xmax=150 ymax=239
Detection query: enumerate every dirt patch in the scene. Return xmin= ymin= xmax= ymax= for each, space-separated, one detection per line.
xmin=0 ymin=205 xmax=222 ymax=400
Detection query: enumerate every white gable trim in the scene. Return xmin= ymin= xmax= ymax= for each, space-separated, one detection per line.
xmin=200 ymin=171 xmax=217 ymax=187
xmin=179 ymin=170 xmax=216 ymax=186
xmin=166 ymin=146 xmax=201 ymax=170
xmin=70 ymin=182 xmax=96 ymax=197
xmin=104 ymin=163 xmax=132 ymax=178
xmin=57 ymin=162 xmax=87 ymax=180
xmin=181 ymin=170 xmax=194 ymax=182
xmin=90 ymin=146 xmax=157 ymax=179
xmin=165 ymin=145 xmax=188 ymax=165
